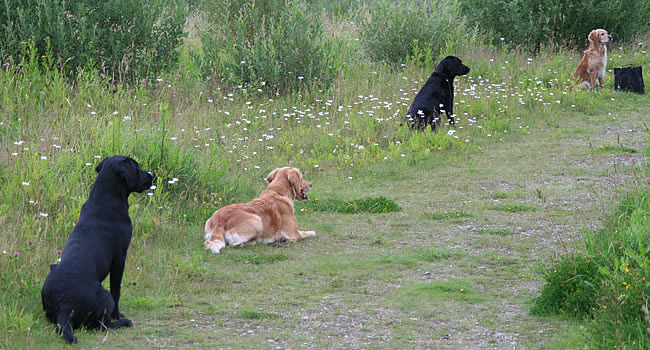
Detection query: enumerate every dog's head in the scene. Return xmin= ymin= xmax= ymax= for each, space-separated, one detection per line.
xmin=95 ymin=156 xmax=154 ymax=193
xmin=266 ymin=167 xmax=312 ymax=201
xmin=588 ymin=29 xmax=612 ymax=46
xmin=436 ymin=56 xmax=470 ymax=78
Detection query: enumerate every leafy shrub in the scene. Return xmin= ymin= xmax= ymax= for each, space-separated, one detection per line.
xmin=359 ymin=0 xmax=461 ymax=64
xmin=459 ymin=0 xmax=650 ymax=50
xmin=201 ymin=0 xmax=341 ymax=94
xmin=0 ymin=0 xmax=187 ymax=82
xmin=531 ymin=254 xmax=600 ymax=317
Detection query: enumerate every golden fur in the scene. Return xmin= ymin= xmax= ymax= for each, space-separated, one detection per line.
xmin=571 ymin=29 xmax=612 ymax=91
xmin=204 ymin=167 xmax=315 ymax=254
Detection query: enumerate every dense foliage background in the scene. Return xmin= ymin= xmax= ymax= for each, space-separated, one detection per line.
xmin=0 ymin=0 xmax=187 ymax=82
xmin=3 ymin=0 xmax=648 ymax=87
xmin=458 ymin=0 xmax=650 ymax=49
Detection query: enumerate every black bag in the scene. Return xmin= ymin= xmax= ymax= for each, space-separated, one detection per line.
xmin=614 ymin=66 xmax=644 ymax=94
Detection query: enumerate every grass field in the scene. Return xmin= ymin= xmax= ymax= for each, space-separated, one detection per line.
xmin=1 ymin=18 xmax=649 ymax=349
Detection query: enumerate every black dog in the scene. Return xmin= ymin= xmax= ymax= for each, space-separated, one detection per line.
xmin=406 ymin=56 xmax=470 ymax=131
xmin=41 ymin=156 xmax=153 ymax=343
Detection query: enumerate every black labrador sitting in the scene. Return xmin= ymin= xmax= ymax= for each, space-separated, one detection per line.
xmin=41 ymin=156 xmax=153 ymax=343
xmin=406 ymin=56 xmax=470 ymax=131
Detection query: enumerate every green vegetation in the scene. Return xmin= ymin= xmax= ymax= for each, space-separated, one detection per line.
xmin=296 ymin=196 xmax=401 ymax=214
xmin=0 ymin=0 xmax=187 ymax=81
xmin=532 ymin=160 xmax=650 ymax=349
xmin=459 ymin=0 xmax=650 ymax=50
xmin=201 ymin=0 xmax=342 ymax=94
xmin=228 ymin=252 xmax=289 ymax=265
xmin=595 ymin=144 xmax=638 ymax=154
xmin=490 ymin=203 xmax=537 ymax=213
xmin=359 ymin=0 xmax=466 ymax=65
xmin=477 ymin=228 xmax=517 ymax=236
xmin=427 ymin=211 xmax=472 ymax=221
xmin=239 ymin=310 xmax=277 ymax=320
xmin=0 ymin=0 xmax=648 ymax=348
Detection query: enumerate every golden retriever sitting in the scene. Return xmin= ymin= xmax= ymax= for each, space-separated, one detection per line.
xmin=571 ymin=29 xmax=612 ymax=91
xmin=204 ymin=167 xmax=315 ymax=254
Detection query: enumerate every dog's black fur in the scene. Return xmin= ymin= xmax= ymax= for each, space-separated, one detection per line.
xmin=406 ymin=56 xmax=470 ymax=131
xmin=41 ymin=156 xmax=153 ymax=343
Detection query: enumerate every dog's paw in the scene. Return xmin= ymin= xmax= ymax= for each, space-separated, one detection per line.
xmin=65 ymin=335 xmax=78 ymax=344
xmin=59 ymin=329 xmax=77 ymax=343
xmin=119 ymin=318 xmax=133 ymax=328
xmin=205 ymin=240 xmax=225 ymax=254
xmin=301 ymin=231 xmax=316 ymax=238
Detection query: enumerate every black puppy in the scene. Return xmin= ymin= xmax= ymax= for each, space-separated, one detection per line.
xmin=406 ymin=56 xmax=470 ymax=131
xmin=41 ymin=156 xmax=153 ymax=343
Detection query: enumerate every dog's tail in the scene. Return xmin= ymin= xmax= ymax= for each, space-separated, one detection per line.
xmin=570 ymin=70 xmax=581 ymax=91
xmin=56 ymin=311 xmax=77 ymax=343
xmin=570 ymin=59 xmax=589 ymax=91
xmin=204 ymin=219 xmax=226 ymax=254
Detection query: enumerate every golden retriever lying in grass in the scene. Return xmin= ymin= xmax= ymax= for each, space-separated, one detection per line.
xmin=204 ymin=167 xmax=315 ymax=254
xmin=571 ymin=29 xmax=612 ymax=91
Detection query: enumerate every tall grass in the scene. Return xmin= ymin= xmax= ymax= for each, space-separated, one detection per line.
xmin=0 ymin=0 xmax=187 ymax=82
xmin=200 ymin=0 xmax=344 ymax=94
xmin=359 ymin=0 xmax=465 ymax=65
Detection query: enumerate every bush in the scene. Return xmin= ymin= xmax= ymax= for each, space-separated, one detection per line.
xmin=459 ymin=0 xmax=650 ymax=50
xmin=531 ymin=254 xmax=600 ymax=317
xmin=201 ymin=0 xmax=341 ymax=95
xmin=0 ymin=0 xmax=187 ymax=82
xmin=359 ymin=0 xmax=460 ymax=65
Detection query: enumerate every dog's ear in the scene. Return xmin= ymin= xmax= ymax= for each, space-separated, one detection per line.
xmin=266 ymin=168 xmax=280 ymax=183
xmin=119 ymin=157 xmax=140 ymax=190
xmin=588 ymin=30 xmax=597 ymax=45
xmin=287 ymin=168 xmax=302 ymax=200
xmin=442 ymin=56 xmax=459 ymax=76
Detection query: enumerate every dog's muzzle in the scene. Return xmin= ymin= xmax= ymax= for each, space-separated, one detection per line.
xmin=300 ymin=184 xmax=312 ymax=200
